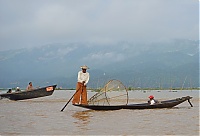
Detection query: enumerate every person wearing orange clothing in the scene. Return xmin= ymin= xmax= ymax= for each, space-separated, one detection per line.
xmin=72 ymin=65 xmax=90 ymax=105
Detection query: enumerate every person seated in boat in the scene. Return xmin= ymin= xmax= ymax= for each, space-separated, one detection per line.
xmin=7 ymin=89 xmax=12 ymax=93
xmin=148 ymin=95 xmax=159 ymax=105
xmin=15 ymin=87 xmax=21 ymax=92
xmin=26 ymin=82 xmax=34 ymax=91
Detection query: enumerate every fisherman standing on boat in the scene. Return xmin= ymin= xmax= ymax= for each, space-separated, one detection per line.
xmin=26 ymin=82 xmax=34 ymax=91
xmin=72 ymin=65 xmax=90 ymax=105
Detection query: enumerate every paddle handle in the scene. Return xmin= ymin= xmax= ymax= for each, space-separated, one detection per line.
xmin=60 ymin=90 xmax=78 ymax=112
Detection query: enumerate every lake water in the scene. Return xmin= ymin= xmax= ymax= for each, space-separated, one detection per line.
xmin=0 ymin=90 xmax=199 ymax=135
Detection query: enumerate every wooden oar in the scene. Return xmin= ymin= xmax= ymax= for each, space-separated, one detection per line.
xmin=60 ymin=90 xmax=79 ymax=112
xmin=188 ymin=99 xmax=193 ymax=107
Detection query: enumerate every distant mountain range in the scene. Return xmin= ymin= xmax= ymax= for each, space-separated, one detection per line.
xmin=0 ymin=39 xmax=199 ymax=89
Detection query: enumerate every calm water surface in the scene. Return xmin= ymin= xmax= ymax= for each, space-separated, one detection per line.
xmin=0 ymin=90 xmax=199 ymax=135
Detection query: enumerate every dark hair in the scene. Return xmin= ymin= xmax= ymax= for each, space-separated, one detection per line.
xmin=7 ymin=89 xmax=12 ymax=93
xmin=29 ymin=82 xmax=32 ymax=85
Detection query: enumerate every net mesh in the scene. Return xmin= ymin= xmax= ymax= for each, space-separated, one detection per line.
xmin=88 ymin=79 xmax=128 ymax=105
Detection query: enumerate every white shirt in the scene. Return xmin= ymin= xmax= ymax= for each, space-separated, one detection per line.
xmin=77 ymin=71 xmax=90 ymax=86
xmin=150 ymin=99 xmax=156 ymax=105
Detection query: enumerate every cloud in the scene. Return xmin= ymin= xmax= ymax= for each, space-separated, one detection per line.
xmin=37 ymin=45 xmax=77 ymax=60
xmin=0 ymin=0 xmax=198 ymax=51
xmin=83 ymin=51 xmax=125 ymax=66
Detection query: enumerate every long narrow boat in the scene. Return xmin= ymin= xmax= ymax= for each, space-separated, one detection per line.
xmin=73 ymin=96 xmax=193 ymax=110
xmin=0 ymin=85 xmax=57 ymax=101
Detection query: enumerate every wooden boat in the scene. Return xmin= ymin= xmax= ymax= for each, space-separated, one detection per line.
xmin=73 ymin=96 xmax=193 ymax=110
xmin=0 ymin=85 xmax=57 ymax=101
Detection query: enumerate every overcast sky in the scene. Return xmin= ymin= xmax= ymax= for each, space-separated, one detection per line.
xmin=0 ymin=0 xmax=198 ymax=51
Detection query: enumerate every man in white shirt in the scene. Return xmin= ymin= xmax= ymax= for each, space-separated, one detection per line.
xmin=148 ymin=95 xmax=158 ymax=105
xmin=72 ymin=65 xmax=90 ymax=105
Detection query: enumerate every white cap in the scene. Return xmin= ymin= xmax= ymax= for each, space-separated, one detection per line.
xmin=80 ymin=65 xmax=89 ymax=69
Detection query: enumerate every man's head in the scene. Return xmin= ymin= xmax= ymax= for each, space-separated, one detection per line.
xmin=29 ymin=82 xmax=32 ymax=86
xmin=80 ymin=65 xmax=89 ymax=73
xmin=149 ymin=95 xmax=154 ymax=99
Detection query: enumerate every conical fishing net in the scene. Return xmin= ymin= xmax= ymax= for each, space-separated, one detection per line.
xmin=88 ymin=79 xmax=128 ymax=105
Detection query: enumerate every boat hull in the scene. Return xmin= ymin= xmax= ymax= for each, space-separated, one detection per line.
xmin=0 ymin=85 xmax=57 ymax=100
xmin=73 ymin=96 xmax=192 ymax=110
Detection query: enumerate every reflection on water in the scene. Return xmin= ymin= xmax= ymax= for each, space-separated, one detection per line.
xmin=72 ymin=110 xmax=92 ymax=131
xmin=172 ymin=106 xmax=193 ymax=109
